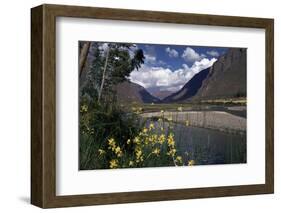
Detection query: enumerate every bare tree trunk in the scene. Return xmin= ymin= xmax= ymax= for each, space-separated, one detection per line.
xmin=98 ymin=48 xmax=110 ymax=103
xmin=79 ymin=41 xmax=91 ymax=78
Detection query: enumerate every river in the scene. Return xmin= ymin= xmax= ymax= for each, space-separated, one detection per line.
xmin=143 ymin=110 xmax=247 ymax=166
xmin=171 ymin=123 xmax=246 ymax=165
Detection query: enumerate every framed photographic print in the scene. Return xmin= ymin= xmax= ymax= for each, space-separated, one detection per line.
xmin=31 ymin=4 xmax=274 ymax=208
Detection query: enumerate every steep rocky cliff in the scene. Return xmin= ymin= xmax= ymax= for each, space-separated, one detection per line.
xmin=193 ymin=48 xmax=246 ymax=100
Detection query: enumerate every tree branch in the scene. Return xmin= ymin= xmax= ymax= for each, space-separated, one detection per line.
xmin=79 ymin=41 xmax=91 ymax=78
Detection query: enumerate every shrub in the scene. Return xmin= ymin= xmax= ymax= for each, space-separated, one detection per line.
xmin=79 ymin=101 xmax=194 ymax=169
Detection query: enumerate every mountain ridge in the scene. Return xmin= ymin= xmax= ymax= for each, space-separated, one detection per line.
xmin=162 ymin=67 xmax=210 ymax=103
xmin=192 ymin=48 xmax=246 ymax=100
xmin=162 ymin=48 xmax=246 ymax=103
xmin=116 ymin=81 xmax=160 ymax=104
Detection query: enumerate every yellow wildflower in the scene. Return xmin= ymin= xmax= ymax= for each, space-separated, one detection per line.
xmin=185 ymin=120 xmax=189 ymax=126
xmin=136 ymin=157 xmax=144 ymax=163
xmin=152 ymin=148 xmax=160 ymax=156
xmin=129 ymin=161 xmax=134 ymax=166
xmin=167 ymin=133 xmax=175 ymax=147
xmin=133 ymin=136 xmax=140 ymax=145
xmin=80 ymin=104 xmax=88 ymax=113
xmin=135 ymin=148 xmax=144 ymax=162
xmin=142 ymin=128 xmax=148 ymax=134
xmin=158 ymin=134 xmax=165 ymax=144
xmin=109 ymin=159 xmax=118 ymax=169
xmin=98 ymin=149 xmax=106 ymax=155
xmin=167 ymin=148 xmax=176 ymax=157
xmin=149 ymin=134 xmax=158 ymax=144
xmin=149 ymin=123 xmax=155 ymax=130
xmin=188 ymin=160 xmax=195 ymax=166
xmin=144 ymin=137 xmax=150 ymax=145
xmin=135 ymin=149 xmax=142 ymax=159
xmin=176 ymin=156 xmax=183 ymax=164
xmin=126 ymin=139 xmax=131 ymax=144
xmin=108 ymin=138 xmax=116 ymax=150
xmin=115 ymin=146 xmax=123 ymax=157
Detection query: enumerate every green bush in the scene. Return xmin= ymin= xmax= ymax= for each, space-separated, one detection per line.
xmin=79 ymin=100 xmax=193 ymax=170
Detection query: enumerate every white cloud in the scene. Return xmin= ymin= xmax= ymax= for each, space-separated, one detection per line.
xmin=157 ymin=60 xmax=167 ymax=66
xmin=144 ymin=54 xmax=156 ymax=63
xmin=165 ymin=47 xmax=179 ymax=58
xmin=129 ymin=58 xmax=217 ymax=93
xmin=181 ymin=47 xmax=205 ymax=63
xmin=207 ymin=50 xmax=220 ymax=57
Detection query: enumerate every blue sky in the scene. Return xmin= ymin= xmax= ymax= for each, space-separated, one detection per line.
xmin=138 ymin=44 xmax=227 ymax=69
xmin=129 ymin=43 xmax=228 ymax=94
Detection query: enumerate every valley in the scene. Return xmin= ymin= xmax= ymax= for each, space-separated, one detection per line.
xmin=113 ymin=48 xmax=247 ymax=166
xmin=79 ymin=41 xmax=247 ymax=169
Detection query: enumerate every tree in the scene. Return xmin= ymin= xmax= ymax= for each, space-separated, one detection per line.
xmin=83 ymin=42 xmax=145 ymax=104
xmin=79 ymin=41 xmax=91 ymax=78
xmin=98 ymin=47 xmax=110 ymax=103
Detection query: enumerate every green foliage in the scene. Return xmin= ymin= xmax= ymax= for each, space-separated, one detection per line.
xmin=79 ymin=99 xmax=192 ymax=170
xmin=80 ymin=42 xmax=145 ymax=105
xmin=131 ymin=49 xmax=145 ymax=70
xmin=79 ymin=42 xmax=193 ymax=170
xmin=79 ymin=98 xmax=142 ymax=169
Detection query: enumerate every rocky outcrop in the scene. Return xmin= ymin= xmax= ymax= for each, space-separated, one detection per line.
xmin=193 ymin=48 xmax=246 ymax=100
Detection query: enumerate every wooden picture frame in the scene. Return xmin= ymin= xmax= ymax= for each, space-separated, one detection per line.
xmin=31 ymin=4 xmax=274 ymax=208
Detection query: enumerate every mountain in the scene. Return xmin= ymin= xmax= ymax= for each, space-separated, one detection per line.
xmin=163 ymin=48 xmax=246 ymax=103
xmin=163 ymin=68 xmax=210 ymax=103
xmin=116 ymin=81 xmax=160 ymax=104
xmin=150 ymin=90 xmax=174 ymax=100
xmin=193 ymin=48 xmax=246 ymax=100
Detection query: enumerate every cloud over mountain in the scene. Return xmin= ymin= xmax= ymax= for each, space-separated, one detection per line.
xmin=129 ymin=57 xmax=217 ymax=93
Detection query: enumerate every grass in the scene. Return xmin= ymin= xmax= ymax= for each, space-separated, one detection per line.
xmin=200 ymin=98 xmax=247 ymax=105
xmin=79 ymin=100 xmax=194 ymax=170
xmin=79 ymin=96 xmax=246 ymax=170
xmin=119 ymin=97 xmax=246 ymax=113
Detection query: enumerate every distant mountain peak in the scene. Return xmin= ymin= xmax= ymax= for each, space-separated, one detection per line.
xmin=116 ymin=81 xmax=160 ymax=104
xmin=163 ymin=68 xmax=210 ymax=103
